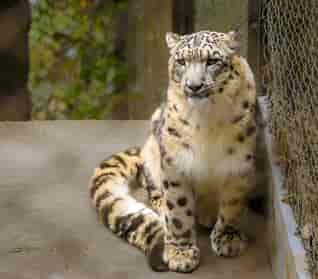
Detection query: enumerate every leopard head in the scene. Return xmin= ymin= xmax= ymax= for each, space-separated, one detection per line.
xmin=166 ymin=30 xmax=239 ymax=101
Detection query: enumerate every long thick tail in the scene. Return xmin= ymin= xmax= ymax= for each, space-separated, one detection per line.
xmin=89 ymin=147 xmax=167 ymax=271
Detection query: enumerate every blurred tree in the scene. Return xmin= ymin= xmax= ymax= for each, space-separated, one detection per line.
xmin=30 ymin=0 xmax=128 ymax=120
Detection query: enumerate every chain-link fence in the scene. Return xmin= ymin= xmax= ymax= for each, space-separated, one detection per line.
xmin=262 ymin=0 xmax=318 ymax=277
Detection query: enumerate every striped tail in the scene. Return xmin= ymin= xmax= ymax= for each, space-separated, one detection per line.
xmin=89 ymin=147 xmax=168 ymax=271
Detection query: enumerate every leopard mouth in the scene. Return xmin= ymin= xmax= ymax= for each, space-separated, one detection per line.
xmin=185 ymin=85 xmax=214 ymax=99
xmin=185 ymin=91 xmax=211 ymax=99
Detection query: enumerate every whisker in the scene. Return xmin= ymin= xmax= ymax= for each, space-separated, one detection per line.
xmin=197 ymin=74 xmax=231 ymax=95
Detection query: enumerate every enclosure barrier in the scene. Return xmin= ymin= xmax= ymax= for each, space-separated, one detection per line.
xmin=262 ymin=0 xmax=318 ymax=277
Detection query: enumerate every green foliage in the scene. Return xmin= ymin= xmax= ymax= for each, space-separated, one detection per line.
xmin=30 ymin=0 xmax=128 ymax=119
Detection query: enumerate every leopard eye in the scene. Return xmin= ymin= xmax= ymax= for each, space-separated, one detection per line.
xmin=207 ymin=58 xmax=220 ymax=66
xmin=176 ymin=58 xmax=186 ymax=66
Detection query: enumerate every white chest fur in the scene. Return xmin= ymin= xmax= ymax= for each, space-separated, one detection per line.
xmin=176 ymin=131 xmax=250 ymax=179
xmin=173 ymin=102 xmax=254 ymax=190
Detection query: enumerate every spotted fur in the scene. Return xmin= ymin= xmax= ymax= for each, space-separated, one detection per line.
xmin=89 ymin=30 xmax=258 ymax=273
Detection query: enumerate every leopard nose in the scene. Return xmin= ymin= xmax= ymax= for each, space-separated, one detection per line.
xmin=185 ymin=82 xmax=203 ymax=93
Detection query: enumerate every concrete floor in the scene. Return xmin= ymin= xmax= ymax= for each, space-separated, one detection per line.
xmin=0 ymin=121 xmax=274 ymax=279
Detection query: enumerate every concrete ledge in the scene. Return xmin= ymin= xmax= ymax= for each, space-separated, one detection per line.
xmin=0 ymin=121 xmax=273 ymax=279
xmin=258 ymin=97 xmax=310 ymax=279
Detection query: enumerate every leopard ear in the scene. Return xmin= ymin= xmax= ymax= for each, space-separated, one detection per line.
xmin=227 ymin=30 xmax=240 ymax=50
xmin=166 ymin=32 xmax=180 ymax=49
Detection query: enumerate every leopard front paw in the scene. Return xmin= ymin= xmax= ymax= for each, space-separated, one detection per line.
xmin=163 ymin=244 xmax=200 ymax=273
xmin=210 ymin=226 xmax=248 ymax=257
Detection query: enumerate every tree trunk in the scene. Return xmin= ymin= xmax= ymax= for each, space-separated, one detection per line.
xmin=195 ymin=0 xmax=249 ymax=57
xmin=126 ymin=0 xmax=173 ymax=120
xmin=0 ymin=0 xmax=31 ymax=121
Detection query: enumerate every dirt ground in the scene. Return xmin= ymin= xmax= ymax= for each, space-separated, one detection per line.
xmin=0 ymin=121 xmax=273 ymax=279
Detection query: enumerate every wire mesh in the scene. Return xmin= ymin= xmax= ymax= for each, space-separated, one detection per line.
xmin=262 ymin=0 xmax=318 ymax=277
